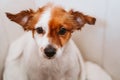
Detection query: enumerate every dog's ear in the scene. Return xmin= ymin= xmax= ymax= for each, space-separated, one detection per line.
xmin=6 ymin=9 xmax=34 ymax=30
xmin=69 ymin=10 xmax=96 ymax=30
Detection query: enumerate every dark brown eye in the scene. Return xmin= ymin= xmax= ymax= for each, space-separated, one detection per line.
xmin=36 ymin=27 xmax=44 ymax=34
xmin=58 ymin=27 xmax=67 ymax=35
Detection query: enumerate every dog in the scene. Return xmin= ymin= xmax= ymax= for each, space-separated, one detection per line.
xmin=4 ymin=4 xmax=96 ymax=80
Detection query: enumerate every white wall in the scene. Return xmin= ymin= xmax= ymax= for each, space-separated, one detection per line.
xmin=0 ymin=15 xmax=8 ymax=80
xmin=0 ymin=0 xmax=120 ymax=80
xmin=104 ymin=0 xmax=120 ymax=80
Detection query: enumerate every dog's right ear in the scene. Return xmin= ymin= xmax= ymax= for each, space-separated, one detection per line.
xmin=6 ymin=9 xmax=34 ymax=30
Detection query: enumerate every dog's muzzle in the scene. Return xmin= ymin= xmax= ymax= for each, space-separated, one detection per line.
xmin=44 ymin=45 xmax=56 ymax=58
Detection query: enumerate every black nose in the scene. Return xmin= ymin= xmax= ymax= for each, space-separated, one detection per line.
xmin=44 ymin=45 xmax=56 ymax=58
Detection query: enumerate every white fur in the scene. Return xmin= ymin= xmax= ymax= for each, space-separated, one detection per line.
xmin=3 ymin=31 xmax=86 ymax=80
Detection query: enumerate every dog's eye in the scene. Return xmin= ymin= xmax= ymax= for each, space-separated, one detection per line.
xmin=36 ymin=27 xmax=44 ymax=34
xmin=58 ymin=27 xmax=67 ymax=35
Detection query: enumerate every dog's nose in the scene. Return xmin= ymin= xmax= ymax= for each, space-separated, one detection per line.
xmin=44 ymin=45 xmax=56 ymax=58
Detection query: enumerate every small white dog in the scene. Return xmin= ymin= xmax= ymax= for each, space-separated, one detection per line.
xmin=4 ymin=3 xmax=111 ymax=80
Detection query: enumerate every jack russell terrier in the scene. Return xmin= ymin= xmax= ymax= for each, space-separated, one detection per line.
xmin=4 ymin=3 xmax=112 ymax=80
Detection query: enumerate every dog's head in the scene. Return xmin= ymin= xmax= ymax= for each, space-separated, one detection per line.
xmin=6 ymin=4 xmax=96 ymax=59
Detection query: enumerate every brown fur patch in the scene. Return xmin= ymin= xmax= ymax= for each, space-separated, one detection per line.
xmin=48 ymin=7 xmax=76 ymax=47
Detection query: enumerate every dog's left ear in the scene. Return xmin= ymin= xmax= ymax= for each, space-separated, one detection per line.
xmin=69 ymin=10 xmax=96 ymax=30
xmin=6 ymin=9 xmax=34 ymax=30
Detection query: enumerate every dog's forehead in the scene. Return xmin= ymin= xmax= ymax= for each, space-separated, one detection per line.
xmin=35 ymin=6 xmax=68 ymax=29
